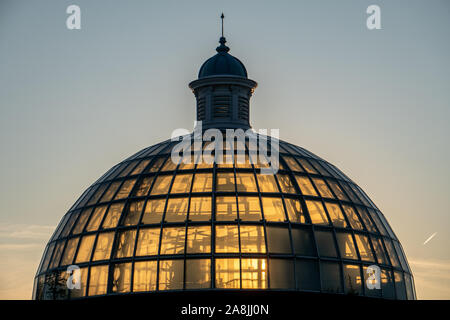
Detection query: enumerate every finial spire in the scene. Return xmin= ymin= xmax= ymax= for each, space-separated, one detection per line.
xmin=221 ymin=13 xmax=225 ymax=37
xmin=217 ymin=13 xmax=229 ymax=53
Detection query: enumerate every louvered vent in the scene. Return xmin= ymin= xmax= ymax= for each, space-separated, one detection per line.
xmin=197 ymin=97 xmax=206 ymax=121
xmin=238 ymin=96 xmax=249 ymax=121
xmin=213 ymin=95 xmax=231 ymax=118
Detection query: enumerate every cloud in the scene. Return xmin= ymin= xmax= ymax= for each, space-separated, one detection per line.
xmin=0 ymin=224 xmax=55 ymax=240
xmin=409 ymin=258 xmax=450 ymax=299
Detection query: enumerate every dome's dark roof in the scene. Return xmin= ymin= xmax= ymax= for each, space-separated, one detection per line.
xmin=198 ymin=37 xmax=247 ymax=79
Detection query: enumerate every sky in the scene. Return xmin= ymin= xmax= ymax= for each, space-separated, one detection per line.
xmin=0 ymin=0 xmax=449 ymax=299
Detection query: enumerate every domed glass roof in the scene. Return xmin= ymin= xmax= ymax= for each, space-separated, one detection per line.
xmin=33 ymin=136 xmax=415 ymax=300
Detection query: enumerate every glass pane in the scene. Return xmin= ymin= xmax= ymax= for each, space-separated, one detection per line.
xmin=60 ymin=213 xmax=78 ymax=238
xmin=296 ymin=176 xmax=318 ymax=196
xmin=72 ymin=208 xmax=91 ymax=234
xmin=189 ymin=197 xmax=211 ymax=221
xmin=150 ymin=175 xmax=172 ymax=195
xmin=85 ymin=206 xmax=107 ymax=232
xmin=102 ymin=202 xmax=124 ymax=229
xmin=131 ymin=159 xmax=150 ymax=175
xmin=372 ymin=237 xmax=389 ymax=265
xmin=368 ymin=208 xmax=388 ymax=235
xmin=321 ymin=262 xmax=342 ymax=293
xmin=50 ymin=241 xmax=65 ymax=269
xmin=283 ymin=156 xmax=303 ymax=171
xmin=75 ymin=235 xmax=96 ymax=263
xmin=88 ymin=184 xmax=108 ymax=205
xmin=186 ymin=226 xmax=211 ymax=253
xmin=355 ymin=234 xmax=375 ymax=262
xmin=170 ymin=174 xmax=192 ymax=194
xmin=385 ymin=239 xmax=400 ymax=268
xmin=327 ymin=180 xmax=348 ymax=201
xmin=315 ymin=230 xmax=337 ymax=257
xmin=269 ymin=259 xmax=294 ymax=289
xmin=112 ymin=262 xmax=132 ymax=293
xmin=216 ymin=258 xmax=240 ymax=289
xmin=114 ymin=230 xmax=137 ymax=258
xmin=257 ymin=174 xmax=279 ymax=193
xmin=192 ymin=173 xmax=213 ymax=192
xmin=240 ymin=225 xmax=266 ymax=253
xmin=381 ymin=269 xmax=395 ymax=299
xmin=185 ymin=259 xmax=211 ymax=289
xmin=136 ymin=228 xmax=160 ymax=256
xmin=306 ymin=200 xmax=329 ymax=225
xmin=61 ymin=237 xmax=79 ymax=266
xmin=88 ymin=265 xmax=108 ymax=296
xmin=147 ymin=157 xmax=165 ymax=172
xmin=266 ymin=227 xmax=291 ymax=253
xmin=261 ymin=197 xmax=285 ymax=221
xmin=160 ymin=227 xmax=185 ymax=255
xmin=312 ymin=178 xmax=334 ymax=198
xmin=100 ymin=182 xmax=121 ymax=202
xmin=133 ymin=261 xmax=157 ymax=292
xmin=142 ymin=199 xmax=165 ymax=224
xmin=363 ymin=265 xmax=382 ymax=297
xmin=343 ymin=264 xmax=362 ymax=295
xmin=394 ymin=271 xmax=407 ymax=300
xmin=69 ymin=267 xmax=88 ymax=298
xmin=355 ymin=206 xmax=376 ymax=232
xmin=215 ymin=225 xmax=239 ymax=253
xmin=277 ymin=174 xmax=296 ymax=193
xmin=165 ymin=197 xmax=188 ymax=222
xmin=325 ymin=202 xmax=347 ymax=228
xmin=133 ymin=176 xmax=154 ymax=197
xmin=236 ymin=172 xmax=258 ymax=192
xmin=115 ymin=179 xmax=136 ymax=199
xmin=296 ymin=259 xmax=320 ymax=291
xmin=161 ymin=156 xmax=179 ymax=171
xmin=122 ymin=201 xmax=144 ymax=226
xmin=284 ymin=198 xmax=306 ymax=223
xmin=336 ymin=232 xmax=358 ymax=260
xmin=394 ymin=241 xmax=409 ymax=272
xmin=309 ymin=159 xmax=331 ymax=176
xmin=238 ymin=196 xmax=262 ymax=221
xmin=343 ymin=205 xmax=364 ymax=230
xmin=405 ymin=274 xmax=414 ymax=300
xmin=159 ymin=260 xmax=184 ymax=290
xmin=241 ymin=258 xmax=268 ymax=289
xmin=216 ymin=172 xmax=235 ymax=192
xmin=291 ymin=227 xmax=316 ymax=256
xmin=298 ymin=159 xmax=317 ymax=174
xmin=92 ymin=232 xmax=114 ymax=261
xmin=215 ymin=196 xmax=237 ymax=221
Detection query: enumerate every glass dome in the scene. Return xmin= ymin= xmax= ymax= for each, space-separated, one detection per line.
xmin=33 ymin=135 xmax=416 ymax=300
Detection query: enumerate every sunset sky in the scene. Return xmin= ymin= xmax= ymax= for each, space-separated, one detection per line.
xmin=0 ymin=0 xmax=449 ymax=299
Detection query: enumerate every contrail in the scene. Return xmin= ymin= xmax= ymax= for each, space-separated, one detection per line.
xmin=423 ymin=232 xmax=437 ymax=245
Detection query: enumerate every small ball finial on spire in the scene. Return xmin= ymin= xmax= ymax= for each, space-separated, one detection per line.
xmin=217 ymin=13 xmax=229 ymax=53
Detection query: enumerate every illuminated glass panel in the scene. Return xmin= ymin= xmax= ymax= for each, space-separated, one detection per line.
xmin=283 ymin=156 xmax=303 ymax=171
xmin=100 ymin=182 xmax=121 ymax=202
xmin=327 ymin=180 xmax=348 ymax=201
xmin=85 ymin=206 xmax=107 ymax=232
xmin=131 ymin=159 xmax=150 ymax=175
xmin=343 ymin=264 xmax=362 ymax=295
xmin=122 ymin=201 xmax=144 ymax=226
xmin=215 ymin=225 xmax=239 ymax=253
xmin=215 ymin=258 xmax=240 ymax=289
xmin=136 ymin=228 xmax=160 ymax=256
xmin=141 ymin=199 xmax=165 ymax=224
xmin=216 ymin=172 xmax=235 ymax=192
xmin=133 ymin=177 xmax=154 ymax=197
xmin=385 ymin=239 xmax=401 ymax=268
xmin=161 ymin=156 xmax=179 ymax=171
xmin=241 ymin=258 xmax=267 ymax=289
xmin=159 ymin=260 xmax=184 ymax=290
xmin=115 ymin=179 xmax=136 ymax=199
xmin=312 ymin=178 xmax=334 ymax=198
xmin=284 ymin=198 xmax=305 ymax=223
xmin=102 ymin=203 xmax=124 ymax=229
xmin=189 ymin=197 xmax=211 ymax=221
xmin=336 ymin=232 xmax=358 ymax=260
xmin=215 ymin=196 xmax=237 ymax=221
xmin=269 ymin=259 xmax=294 ymax=289
xmin=114 ymin=230 xmax=136 ymax=258
xmin=343 ymin=205 xmax=364 ymax=230
xmin=133 ymin=261 xmax=157 ymax=292
xmin=240 ymin=225 xmax=266 ymax=253
xmin=147 ymin=157 xmax=165 ymax=172
xmin=75 ymin=235 xmax=95 ymax=263
xmin=325 ymin=202 xmax=347 ymax=228
xmin=191 ymin=173 xmax=213 ymax=192
xmin=266 ymin=227 xmax=291 ymax=253
xmin=88 ymin=184 xmax=108 ymax=205
xmin=165 ymin=197 xmax=188 ymax=222
xmin=363 ymin=265 xmax=381 ymax=297
xmin=296 ymin=176 xmax=318 ymax=196
xmin=50 ymin=241 xmax=65 ymax=268
xmin=88 ymin=265 xmax=108 ymax=296
xmin=277 ymin=174 xmax=296 ymax=193
xmin=92 ymin=232 xmax=114 ymax=261
xmin=372 ymin=236 xmax=389 ymax=265
xmin=321 ymin=262 xmax=342 ymax=293
xmin=112 ymin=262 xmax=131 ymax=293
xmin=238 ymin=196 xmax=262 ymax=221
xmin=306 ymin=200 xmax=329 ymax=225
xmin=298 ymin=159 xmax=317 ymax=174
xmin=186 ymin=226 xmax=211 ymax=253
xmin=257 ymin=174 xmax=279 ymax=193
xmin=170 ymin=174 xmax=192 ymax=194
xmin=236 ymin=172 xmax=258 ymax=192
xmin=60 ymin=237 xmax=79 ymax=266
xmin=69 ymin=267 xmax=88 ymax=298
xmin=316 ymin=230 xmax=337 ymax=257
xmin=160 ymin=227 xmax=185 ymax=255
xmin=72 ymin=208 xmax=91 ymax=234
xmin=354 ymin=234 xmax=375 ymax=262
xmin=150 ymin=175 xmax=172 ymax=195
xmin=261 ymin=197 xmax=286 ymax=222
xmin=185 ymin=259 xmax=211 ymax=289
